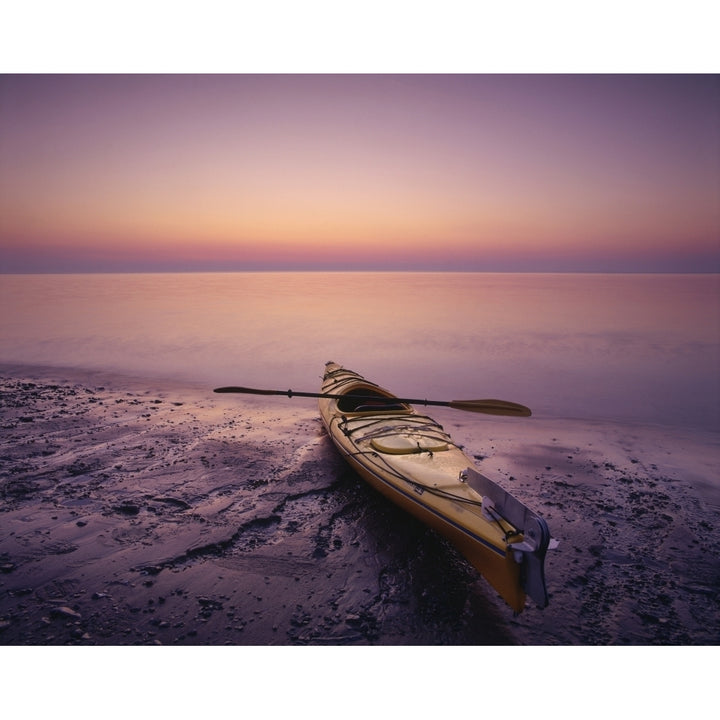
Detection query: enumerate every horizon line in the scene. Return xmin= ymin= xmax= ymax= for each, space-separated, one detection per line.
xmin=2 ymin=268 xmax=719 ymax=276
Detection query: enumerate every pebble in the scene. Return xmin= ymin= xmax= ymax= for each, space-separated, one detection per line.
xmin=50 ymin=606 xmax=82 ymax=619
xmin=114 ymin=502 xmax=140 ymax=516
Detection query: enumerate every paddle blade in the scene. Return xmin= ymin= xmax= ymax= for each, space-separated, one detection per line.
xmin=448 ymin=399 xmax=532 ymax=417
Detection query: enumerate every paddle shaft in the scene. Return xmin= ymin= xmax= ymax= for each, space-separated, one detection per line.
xmin=213 ymin=386 xmax=531 ymax=417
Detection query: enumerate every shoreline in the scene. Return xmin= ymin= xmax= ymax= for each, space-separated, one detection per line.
xmin=1 ymin=363 xmax=718 ymax=645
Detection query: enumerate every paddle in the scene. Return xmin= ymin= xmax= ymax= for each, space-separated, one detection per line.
xmin=213 ymin=386 xmax=531 ymax=417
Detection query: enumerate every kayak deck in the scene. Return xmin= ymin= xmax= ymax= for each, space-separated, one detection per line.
xmin=319 ymin=361 xmax=552 ymax=613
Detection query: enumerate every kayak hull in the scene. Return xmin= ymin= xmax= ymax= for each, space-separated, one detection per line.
xmin=319 ymin=362 xmax=550 ymax=613
xmin=343 ymin=450 xmax=524 ymax=610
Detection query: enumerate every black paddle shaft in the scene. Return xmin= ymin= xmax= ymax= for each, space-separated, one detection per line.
xmin=212 ymin=386 xmax=531 ymax=417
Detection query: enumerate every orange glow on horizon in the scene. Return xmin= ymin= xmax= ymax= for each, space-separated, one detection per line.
xmin=1 ymin=75 xmax=718 ymax=272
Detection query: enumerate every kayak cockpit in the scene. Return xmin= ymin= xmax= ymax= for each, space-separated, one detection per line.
xmin=336 ymin=387 xmax=411 ymax=414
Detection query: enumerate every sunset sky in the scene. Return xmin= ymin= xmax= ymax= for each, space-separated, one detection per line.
xmin=1 ymin=73 xmax=718 ymax=272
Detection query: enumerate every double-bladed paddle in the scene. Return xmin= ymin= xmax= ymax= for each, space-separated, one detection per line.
xmin=213 ymin=385 xmax=531 ymax=417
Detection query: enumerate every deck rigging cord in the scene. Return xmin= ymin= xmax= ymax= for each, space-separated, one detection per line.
xmin=330 ymin=414 xmax=522 ymax=541
xmin=330 ymin=414 xmax=518 ymax=531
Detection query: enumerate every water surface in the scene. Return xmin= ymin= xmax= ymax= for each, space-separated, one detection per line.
xmin=1 ymin=272 xmax=718 ymax=430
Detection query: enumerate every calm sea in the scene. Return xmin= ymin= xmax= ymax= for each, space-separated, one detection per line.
xmin=1 ymin=272 xmax=718 ymax=431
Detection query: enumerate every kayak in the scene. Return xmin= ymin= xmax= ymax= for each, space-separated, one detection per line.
xmin=318 ymin=361 xmax=553 ymax=613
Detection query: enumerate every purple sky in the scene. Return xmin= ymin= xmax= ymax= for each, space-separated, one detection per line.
xmin=1 ymin=74 xmax=718 ymax=272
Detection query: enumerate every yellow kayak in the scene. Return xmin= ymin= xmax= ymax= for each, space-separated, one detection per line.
xmin=319 ymin=361 xmax=553 ymax=613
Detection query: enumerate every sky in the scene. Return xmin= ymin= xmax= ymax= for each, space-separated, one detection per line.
xmin=0 ymin=73 xmax=718 ymax=272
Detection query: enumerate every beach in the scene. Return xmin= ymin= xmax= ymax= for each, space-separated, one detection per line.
xmin=2 ymin=363 xmax=718 ymax=646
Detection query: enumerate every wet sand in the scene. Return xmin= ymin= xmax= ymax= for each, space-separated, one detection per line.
xmin=1 ymin=364 xmax=718 ymax=645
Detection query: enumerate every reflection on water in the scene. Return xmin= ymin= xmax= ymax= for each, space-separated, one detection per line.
xmin=1 ymin=272 xmax=718 ymax=429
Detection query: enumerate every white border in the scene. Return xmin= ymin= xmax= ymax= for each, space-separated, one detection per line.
xmin=1 ymin=1 xmax=718 ymax=73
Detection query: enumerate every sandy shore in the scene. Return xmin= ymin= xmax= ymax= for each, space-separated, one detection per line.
xmin=1 ymin=363 xmax=718 ymax=645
